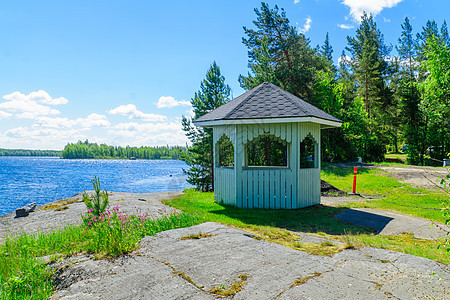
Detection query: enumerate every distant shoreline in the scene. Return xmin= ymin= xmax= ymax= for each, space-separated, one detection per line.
xmin=0 ymin=155 xmax=182 ymax=160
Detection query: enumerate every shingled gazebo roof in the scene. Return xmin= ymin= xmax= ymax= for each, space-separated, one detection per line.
xmin=193 ymin=82 xmax=342 ymax=128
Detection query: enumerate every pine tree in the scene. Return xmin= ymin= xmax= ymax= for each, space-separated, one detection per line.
xmin=239 ymin=2 xmax=323 ymax=101
xmin=396 ymin=17 xmax=424 ymax=164
xmin=321 ymin=32 xmax=333 ymax=63
xmin=418 ymin=36 xmax=450 ymax=162
xmin=182 ymin=62 xmax=231 ymax=191
xmin=346 ymin=13 xmax=393 ymax=161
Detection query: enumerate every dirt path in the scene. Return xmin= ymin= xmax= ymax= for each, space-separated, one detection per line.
xmin=323 ymin=164 xmax=449 ymax=240
xmin=378 ymin=165 xmax=450 ymax=189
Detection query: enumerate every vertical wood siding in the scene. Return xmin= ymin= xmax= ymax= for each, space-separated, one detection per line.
xmin=238 ymin=168 xmax=292 ymax=208
xmin=213 ymin=125 xmax=236 ymax=206
xmin=214 ymin=167 xmax=236 ymax=205
xmin=297 ymin=122 xmax=321 ymax=208
xmin=214 ymin=122 xmax=321 ymax=209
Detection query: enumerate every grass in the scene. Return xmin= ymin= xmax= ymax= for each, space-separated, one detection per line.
xmin=208 ymin=274 xmax=248 ymax=297
xmin=321 ymin=164 xmax=447 ymax=222
xmin=164 ymin=189 xmax=450 ymax=264
xmin=41 ymin=197 xmax=79 ymax=210
xmin=180 ymin=233 xmax=217 ymax=240
xmin=0 ymin=210 xmax=202 ymax=300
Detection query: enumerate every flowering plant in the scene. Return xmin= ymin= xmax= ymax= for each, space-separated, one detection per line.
xmin=82 ymin=176 xmax=109 ymax=217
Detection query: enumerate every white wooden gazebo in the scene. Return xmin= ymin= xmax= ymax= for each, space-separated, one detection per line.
xmin=193 ymin=82 xmax=342 ymax=209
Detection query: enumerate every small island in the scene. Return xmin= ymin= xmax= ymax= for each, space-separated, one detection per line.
xmin=61 ymin=140 xmax=187 ymax=160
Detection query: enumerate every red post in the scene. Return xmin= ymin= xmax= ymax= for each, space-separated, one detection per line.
xmin=352 ymin=167 xmax=357 ymax=194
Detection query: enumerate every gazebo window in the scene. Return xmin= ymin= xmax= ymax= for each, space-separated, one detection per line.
xmin=300 ymin=134 xmax=317 ymax=169
xmin=217 ymin=135 xmax=234 ymax=168
xmin=246 ymin=134 xmax=288 ymax=167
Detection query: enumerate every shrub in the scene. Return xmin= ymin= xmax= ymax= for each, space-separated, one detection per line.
xmin=82 ymin=176 xmax=109 ymax=217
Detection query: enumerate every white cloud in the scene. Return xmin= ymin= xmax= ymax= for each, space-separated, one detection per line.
xmin=33 ymin=117 xmax=74 ymax=128
xmin=33 ymin=113 xmax=110 ymax=129
xmin=108 ymin=121 xmax=188 ymax=146
xmin=0 ymin=90 xmax=69 ymax=119
xmin=341 ymin=0 xmax=404 ymax=22
xmin=111 ymin=122 xmax=181 ymax=134
xmin=156 ymin=96 xmax=191 ymax=108
xmin=294 ymin=0 xmax=301 ymax=4
xmin=108 ymin=104 xmax=167 ymax=122
xmin=3 ymin=90 xmax=68 ymax=105
xmin=0 ymin=111 xmax=12 ymax=119
xmin=299 ymin=16 xmax=312 ymax=34
xmin=186 ymin=107 xmax=195 ymax=118
xmin=76 ymin=113 xmax=110 ymax=128
xmin=338 ymin=24 xmax=354 ymax=29
xmin=3 ymin=127 xmax=87 ymax=150
xmin=338 ymin=55 xmax=352 ymax=65
xmin=383 ymin=17 xmax=391 ymax=23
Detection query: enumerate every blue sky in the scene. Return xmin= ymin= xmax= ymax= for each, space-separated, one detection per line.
xmin=0 ymin=0 xmax=448 ymax=150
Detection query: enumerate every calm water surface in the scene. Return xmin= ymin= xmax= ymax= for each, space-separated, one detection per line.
xmin=0 ymin=157 xmax=190 ymax=215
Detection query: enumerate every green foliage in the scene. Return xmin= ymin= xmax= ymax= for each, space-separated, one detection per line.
xmin=182 ymin=62 xmax=230 ymax=191
xmin=247 ymin=135 xmax=288 ymax=166
xmin=418 ymin=36 xmax=450 ymax=162
xmin=0 ymin=148 xmax=60 ymax=157
xmin=82 ymin=176 xmax=109 ymax=217
xmin=61 ymin=140 xmax=186 ymax=160
xmin=321 ymin=32 xmax=333 ymax=63
xmin=438 ymin=174 xmax=450 ymax=252
xmin=397 ymin=17 xmax=422 ymax=163
xmin=345 ymin=13 xmax=392 ymax=162
xmin=0 ymin=210 xmax=202 ymax=299
xmin=239 ymin=2 xmax=325 ymax=100
xmin=81 ymin=208 xmax=202 ymax=255
xmin=217 ymin=135 xmax=234 ymax=168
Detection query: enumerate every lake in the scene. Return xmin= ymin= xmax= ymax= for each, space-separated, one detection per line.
xmin=0 ymin=157 xmax=191 ymax=215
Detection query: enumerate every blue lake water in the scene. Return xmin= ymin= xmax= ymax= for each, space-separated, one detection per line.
xmin=0 ymin=157 xmax=191 ymax=215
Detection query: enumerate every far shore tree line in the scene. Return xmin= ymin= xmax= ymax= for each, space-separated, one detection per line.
xmin=0 ymin=148 xmax=61 ymax=157
xmin=182 ymin=2 xmax=450 ymax=191
xmin=61 ymin=140 xmax=187 ymax=160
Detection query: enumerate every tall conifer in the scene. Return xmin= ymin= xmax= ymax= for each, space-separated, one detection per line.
xmin=182 ymin=62 xmax=230 ymax=191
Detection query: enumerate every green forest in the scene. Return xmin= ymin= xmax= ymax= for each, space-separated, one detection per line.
xmin=182 ymin=3 xmax=450 ymax=191
xmin=61 ymin=140 xmax=187 ymax=160
xmin=0 ymin=148 xmax=61 ymax=157
xmin=236 ymin=4 xmax=450 ymax=166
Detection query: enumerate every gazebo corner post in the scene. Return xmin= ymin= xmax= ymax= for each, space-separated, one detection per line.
xmin=291 ymin=122 xmax=300 ymax=209
xmin=212 ymin=127 xmax=218 ymax=203
xmin=235 ymin=124 xmax=243 ymax=208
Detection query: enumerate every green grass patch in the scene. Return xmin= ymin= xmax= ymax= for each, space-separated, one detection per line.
xmin=208 ymin=274 xmax=248 ymax=297
xmin=163 ymin=190 xmax=370 ymax=235
xmin=321 ymin=164 xmax=447 ymax=223
xmin=180 ymin=233 xmax=217 ymax=240
xmin=164 ymin=189 xmax=449 ymax=264
xmin=340 ymin=233 xmax=449 ymax=263
xmin=0 ymin=211 xmax=202 ymax=300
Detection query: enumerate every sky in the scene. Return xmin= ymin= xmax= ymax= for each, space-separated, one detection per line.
xmin=0 ymin=0 xmax=448 ymax=150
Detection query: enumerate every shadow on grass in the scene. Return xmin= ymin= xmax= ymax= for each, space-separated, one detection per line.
xmin=321 ymin=162 xmax=373 ymax=177
xmin=209 ymin=204 xmax=374 ymax=236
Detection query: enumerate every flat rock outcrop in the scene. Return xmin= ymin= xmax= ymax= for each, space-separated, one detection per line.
xmin=0 ymin=191 xmax=182 ymax=243
xmin=51 ymin=222 xmax=450 ymax=300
